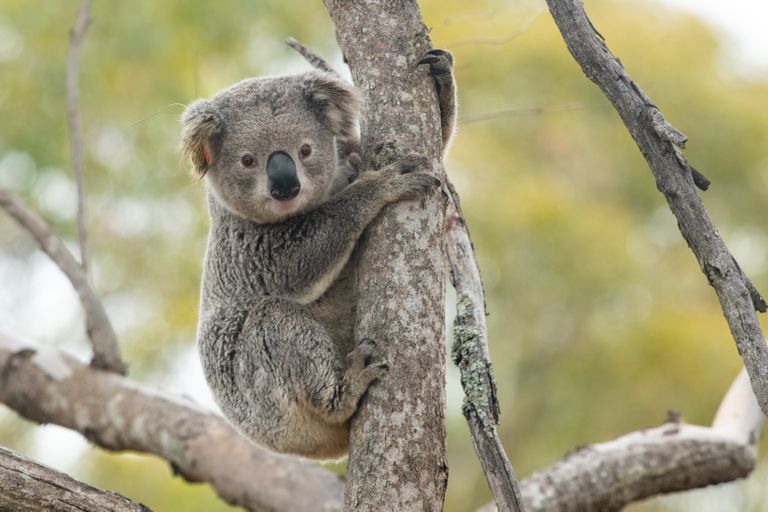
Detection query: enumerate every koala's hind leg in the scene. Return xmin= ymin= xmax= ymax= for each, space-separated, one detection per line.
xmin=418 ymin=49 xmax=456 ymax=152
xmin=242 ymin=298 xmax=385 ymax=457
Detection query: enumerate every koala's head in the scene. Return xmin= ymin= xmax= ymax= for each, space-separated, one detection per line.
xmin=181 ymin=72 xmax=359 ymax=223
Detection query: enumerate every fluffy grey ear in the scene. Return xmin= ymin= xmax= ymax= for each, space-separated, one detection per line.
xmin=303 ymin=72 xmax=360 ymax=145
xmin=181 ymin=100 xmax=223 ymax=177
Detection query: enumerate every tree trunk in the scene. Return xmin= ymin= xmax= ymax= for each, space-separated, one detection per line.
xmin=324 ymin=1 xmax=449 ymax=510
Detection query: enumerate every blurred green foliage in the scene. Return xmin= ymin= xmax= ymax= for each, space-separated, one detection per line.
xmin=1 ymin=0 xmax=767 ymax=510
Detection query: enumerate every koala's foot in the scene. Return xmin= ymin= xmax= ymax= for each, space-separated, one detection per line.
xmin=348 ymin=337 xmax=388 ymax=379
xmin=314 ymin=338 xmax=387 ymax=424
xmin=418 ymin=49 xmax=457 ymax=152
xmin=418 ymin=49 xmax=454 ymax=79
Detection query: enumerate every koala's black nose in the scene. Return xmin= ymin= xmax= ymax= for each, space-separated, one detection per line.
xmin=266 ymin=151 xmax=301 ymax=201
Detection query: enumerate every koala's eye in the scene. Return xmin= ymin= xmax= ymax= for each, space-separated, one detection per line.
xmin=299 ymin=144 xmax=312 ymax=158
xmin=241 ymin=154 xmax=256 ymax=167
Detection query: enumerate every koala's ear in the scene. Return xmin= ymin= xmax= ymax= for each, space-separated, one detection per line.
xmin=181 ymin=100 xmax=223 ymax=177
xmin=303 ymin=73 xmax=360 ymax=143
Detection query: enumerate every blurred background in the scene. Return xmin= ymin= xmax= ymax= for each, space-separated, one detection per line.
xmin=1 ymin=0 xmax=767 ymax=510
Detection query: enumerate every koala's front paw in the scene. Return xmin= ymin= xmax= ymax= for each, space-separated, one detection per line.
xmin=377 ymin=155 xmax=440 ymax=202
xmin=391 ymin=171 xmax=442 ymax=201
xmin=418 ymin=49 xmax=454 ymax=78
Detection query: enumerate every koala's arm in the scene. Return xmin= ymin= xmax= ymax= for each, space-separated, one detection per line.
xmin=418 ymin=50 xmax=457 ymax=154
xmin=248 ymin=162 xmax=436 ymax=303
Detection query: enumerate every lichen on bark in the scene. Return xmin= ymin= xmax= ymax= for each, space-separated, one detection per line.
xmin=452 ymin=293 xmax=499 ymax=434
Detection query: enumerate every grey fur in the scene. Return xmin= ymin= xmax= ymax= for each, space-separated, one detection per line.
xmin=183 ymin=70 xmax=441 ymax=459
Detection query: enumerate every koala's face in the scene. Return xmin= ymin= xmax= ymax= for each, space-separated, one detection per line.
xmin=181 ymin=73 xmax=359 ymax=224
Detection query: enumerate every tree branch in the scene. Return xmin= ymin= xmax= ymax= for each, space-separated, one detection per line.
xmin=1 ymin=330 xmax=759 ymax=512
xmin=445 ymin=184 xmax=526 ymax=512
xmin=0 ymin=189 xmax=125 ymax=373
xmin=67 ymin=0 xmax=92 ymax=276
xmin=0 ymin=332 xmax=343 ymax=512
xmin=323 ymin=1 xmax=448 ymax=510
xmin=544 ymin=0 xmax=768 ymax=413
xmin=0 ymin=445 xmax=148 ymax=512
xmin=480 ymin=369 xmax=763 ymax=512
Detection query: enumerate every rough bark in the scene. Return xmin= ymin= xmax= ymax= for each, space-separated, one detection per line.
xmin=323 ymin=1 xmax=448 ymax=510
xmin=446 ymin=187 xmax=526 ymax=512
xmin=0 ymin=445 xmax=148 ymax=512
xmin=544 ymin=0 xmax=768 ymax=413
xmin=0 ymin=333 xmax=343 ymax=512
xmin=0 ymin=189 xmax=125 ymax=374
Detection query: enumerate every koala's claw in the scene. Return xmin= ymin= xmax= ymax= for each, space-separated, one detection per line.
xmin=418 ymin=49 xmax=454 ymax=76
xmin=347 ymin=338 xmax=388 ymax=386
xmin=357 ymin=337 xmax=376 ymax=348
xmin=399 ymin=172 xmax=442 ymax=197
xmin=349 ymin=337 xmax=382 ymax=371
xmin=360 ymin=361 xmax=389 ymax=383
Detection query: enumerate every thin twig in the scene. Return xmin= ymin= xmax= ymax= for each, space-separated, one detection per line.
xmin=285 ymin=37 xmax=339 ymax=76
xmin=67 ymin=0 xmax=92 ymax=275
xmin=447 ymin=9 xmax=542 ymax=48
xmin=0 ymin=188 xmax=125 ymax=373
xmin=445 ymin=182 xmax=526 ymax=512
xmin=460 ymin=102 xmax=607 ymax=125
xmin=545 ymin=0 xmax=768 ymax=414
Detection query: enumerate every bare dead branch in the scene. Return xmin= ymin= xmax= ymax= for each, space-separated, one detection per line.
xmin=67 ymin=0 xmax=92 ymax=276
xmin=0 ymin=445 xmax=149 ymax=512
xmin=323 ymin=1 xmax=449 ymax=509
xmin=513 ymin=426 xmax=754 ymax=512
xmin=445 ymin=184 xmax=526 ymax=512
xmin=0 ymin=332 xmax=344 ymax=512
xmin=480 ymin=369 xmax=763 ymax=512
xmin=0 ymin=189 xmax=125 ymax=373
xmin=544 ymin=0 xmax=768 ymax=413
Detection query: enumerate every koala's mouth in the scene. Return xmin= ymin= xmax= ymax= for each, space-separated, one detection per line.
xmin=272 ymin=195 xmax=299 ymax=207
xmin=268 ymin=191 xmax=306 ymax=216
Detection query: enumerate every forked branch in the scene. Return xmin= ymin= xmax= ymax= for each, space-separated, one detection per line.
xmin=0 ymin=332 xmax=344 ymax=512
xmin=0 ymin=189 xmax=125 ymax=373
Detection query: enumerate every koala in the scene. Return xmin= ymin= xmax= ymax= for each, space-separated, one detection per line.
xmin=184 ymin=50 xmax=455 ymax=459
